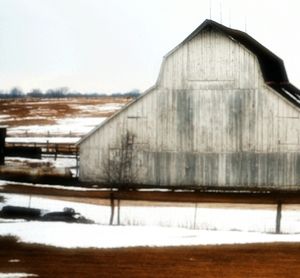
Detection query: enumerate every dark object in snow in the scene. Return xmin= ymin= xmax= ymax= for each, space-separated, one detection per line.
xmin=0 ymin=205 xmax=94 ymax=224
xmin=41 ymin=211 xmax=92 ymax=223
xmin=41 ymin=207 xmax=94 ymax=224
xmin=0 ymin=205 xmax=41 ymax=220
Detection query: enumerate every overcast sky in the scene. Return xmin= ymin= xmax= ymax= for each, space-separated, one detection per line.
xmin=0 ymin=0 xmax=300 ymax=94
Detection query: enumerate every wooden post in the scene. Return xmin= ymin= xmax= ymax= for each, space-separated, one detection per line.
xmin=0 ymin=128 xmax=6 ymax=165
xmin=276 ymin=202 xmax=282 ymax=234
xmin=117 ymin=199 xmax=121 ymax=225
xmin=76 ymin=149 xmax=79 ymax=178
xmin=193 ymin=203 xmax=198 ymax=229
xmin=109 ymin=192 xmax=115 ymax=225
xmin=55 ymin=144 xmax=58 ymax=160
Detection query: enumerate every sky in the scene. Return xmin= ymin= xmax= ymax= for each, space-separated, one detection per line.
xmin=0 ymin=0 xmax=300 ymax=94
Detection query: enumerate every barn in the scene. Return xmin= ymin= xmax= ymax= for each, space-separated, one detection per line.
xmin=78 ymin=19 xmax=300 ymax=190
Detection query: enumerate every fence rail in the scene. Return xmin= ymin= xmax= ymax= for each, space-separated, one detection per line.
xmin=5 ymin=141 xmax=79 ymax=158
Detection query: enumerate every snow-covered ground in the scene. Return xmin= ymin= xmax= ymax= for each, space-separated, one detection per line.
xmin=3 ymin=221 xmax=300 ymax=249
xmin=6 ymin=137 xmax=80 ymax=144
xmin=5 ymin=156 xmax=77 ymax=170
xmin=1 ymin=193 xmax=300 ymax=248
xmin=3 ymin=156 xmax=78 ymax=177
xmin=0 ymin=274 xmax=37 ymax=278
xmin=70 ymin=103 xmax=124 ymax=113
xmin=1 ymin=100 xmax=125 ymax=140
xmin=8 ymin=117 xmax=106 ymax=138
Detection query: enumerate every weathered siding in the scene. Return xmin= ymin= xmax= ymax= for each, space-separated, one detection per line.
xmin=80 ymin=28 xmax=300 ymax=189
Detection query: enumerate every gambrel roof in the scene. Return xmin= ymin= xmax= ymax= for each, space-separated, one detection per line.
xmin=78 ymin=19 xmax=300 ymax=145
xmin=179 ymin=20 xmax=300 ymax=107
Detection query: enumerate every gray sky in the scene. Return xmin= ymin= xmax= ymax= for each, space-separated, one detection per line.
xmin=0 ymin=0 xmax=300 ymax=93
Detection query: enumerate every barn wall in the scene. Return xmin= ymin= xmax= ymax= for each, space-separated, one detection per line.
xmin=80 ymin=29 xmax=300 ymax=189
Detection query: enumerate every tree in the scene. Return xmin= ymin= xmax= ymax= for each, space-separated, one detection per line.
xmin=9 ymin=87 xmax=24 ymax=98
xmin=27 ymin=89 xmax=43 ymax=98
xmin=102 ymin=131 xmax=137 ymax=190
xmin=102 ymin=131 xmax=138 ymax=225
xmin=45 ymin=87 xmax=69 ymax=98
xmin=124 ymin=89 xmax=141 ymax=98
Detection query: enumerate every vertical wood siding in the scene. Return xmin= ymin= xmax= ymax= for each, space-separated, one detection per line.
xmin=80 ymin=29 xmax=300 ymax=189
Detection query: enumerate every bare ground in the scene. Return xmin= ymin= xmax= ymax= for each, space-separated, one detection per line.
xmin=0 ymin=97 xmax=131 ymax=127
xmin=1 ymin=236 xmax=300 ymax=278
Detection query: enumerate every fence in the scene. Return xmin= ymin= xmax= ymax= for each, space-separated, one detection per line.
xmin=5 ymin=141 xmax=79 ymax=160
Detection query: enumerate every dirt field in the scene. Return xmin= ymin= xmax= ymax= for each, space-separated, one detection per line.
xmin=0 ymin=97 xmax=130 ymax=127
xmin=1 ymin=236 xmax=300 ymax=278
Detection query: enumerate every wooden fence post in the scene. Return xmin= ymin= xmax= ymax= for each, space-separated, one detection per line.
xmin=76 ymin=147 xmax=79 ymax=177
xmin=0 ymin=128 xmax=6 ymax=165
xmin=193 ymin=203 xmax=198 ymax=229
xmin=55 ymin=144 xmax=58 ymax=160
xmin=109 ymin=192 xmax=115 ymax=225
xmin=117 ymin=199 xmax=121 ymax=225
xmin=276 ymin=202 xmax=282 ymax=234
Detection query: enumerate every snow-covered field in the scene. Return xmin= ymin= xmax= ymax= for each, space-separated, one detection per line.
xmin=8 ymin=117 xmax=106 ymax=138
xmin=1 ymin=193 xmax=300 ymax=249
xmin=1 ymin=98 xmax=127 ymax=141
xmin=6 ymin=137 xmax=80 ymax=144
xmin=4 ymin=156 xmax=77 ymax=171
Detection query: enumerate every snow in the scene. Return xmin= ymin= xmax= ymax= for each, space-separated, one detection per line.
xmin=6 ymin=116 xmax=48 ymax=121
xmin=0 ymin=180 xmax=99 ymax=192
xmin=8 ymin=259 xmax=20 ymax=263
xmin=0 ymin=115 xmax=10 ymax=120
xmin=6 ymin=137 xmax=80 ymax=144
xmin=8 ymin=117 xmax=106 ymax=137
xmin=2 ymin=220 xmax=300 ymax=249
xmin=1 ymin=193 xmax=300 ymax=248
xmin=71 ymin=103 xmax=123 ymax=112
xmin=3 ymin=156 xmax=77 ymax=177
xmin=5 ymin=156 xmax=77 ymax=169
xmin=0 ymin=193 xmax=110 ymax=223
xmin=0 ymin=274 xmax=37 ymax=278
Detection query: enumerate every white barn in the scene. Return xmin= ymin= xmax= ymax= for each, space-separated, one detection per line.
xmin=78 ymin=20 xmax=300 ymax=190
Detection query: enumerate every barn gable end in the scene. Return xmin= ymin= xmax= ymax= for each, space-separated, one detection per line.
xmin=79 ymin=20 xmax=300 ymax=189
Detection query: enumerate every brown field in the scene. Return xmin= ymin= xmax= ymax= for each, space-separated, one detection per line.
xmin=0 ymin=97 xmax=131 ymax=127
xmin=1 ymin=236 xmax=300 ymax=278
